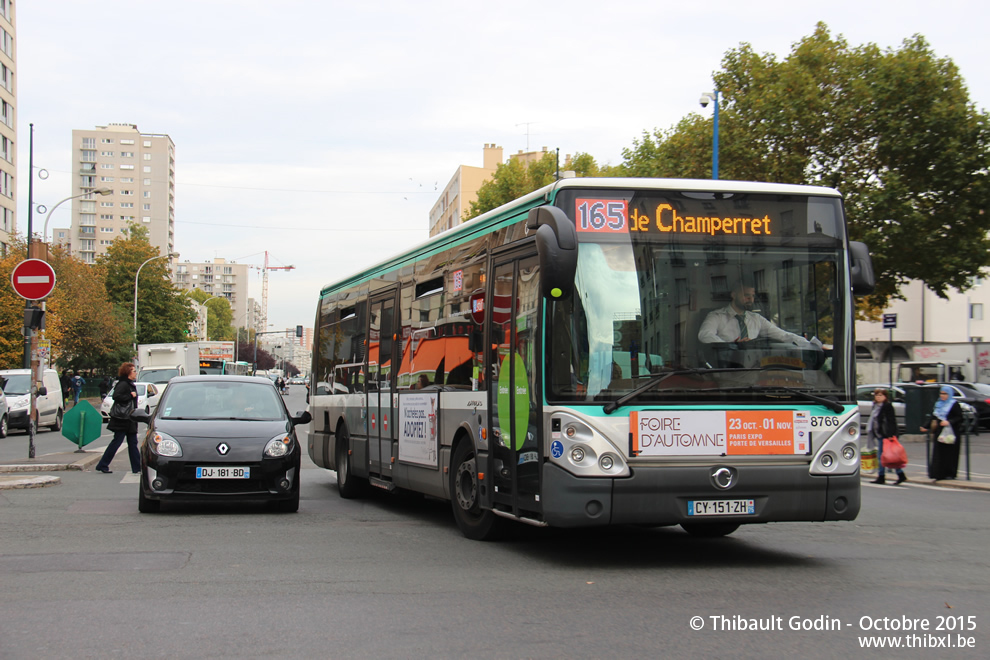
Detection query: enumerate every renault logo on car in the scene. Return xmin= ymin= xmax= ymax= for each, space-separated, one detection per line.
xmin=712 ymin=467 xmax=735 ymax=490
xmin=217 ymin=442 xmax=230 ymax=456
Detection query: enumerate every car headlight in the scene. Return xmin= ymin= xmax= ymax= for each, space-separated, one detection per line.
xmin=264 ymin=434 xmax=293 ymax=457
xmin=151 ymin=431 xmax=182 ymax=457
xmin=9 ymin=395 xmax=29 ymax=411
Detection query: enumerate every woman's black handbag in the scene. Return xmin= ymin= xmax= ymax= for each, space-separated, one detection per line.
xmin=109 ymin=400 xmax=133 ymax=420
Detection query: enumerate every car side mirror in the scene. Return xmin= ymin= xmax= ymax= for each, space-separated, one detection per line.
xmin=292 ymin=410 xmax=312 ymax=426
xmin=37 ymin=386 xmax=48 ymax=396
xmin=131 ymin=409 xmax=151 ymax=423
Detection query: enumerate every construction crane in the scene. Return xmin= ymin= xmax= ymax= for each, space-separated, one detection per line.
xmin=255 ymin=251 xmax=294 ymax=331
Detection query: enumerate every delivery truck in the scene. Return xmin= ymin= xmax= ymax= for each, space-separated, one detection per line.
xmin=136 ymin=342 xmax=207 ymax=387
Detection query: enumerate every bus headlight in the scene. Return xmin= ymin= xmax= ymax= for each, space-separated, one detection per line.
xmin=570 ymin=446 xmax=586 ymax=463
xmin=841 ymin=444 xmax=856 ymax=461
xmin=600 ymin=454 xmax=614 ymax=470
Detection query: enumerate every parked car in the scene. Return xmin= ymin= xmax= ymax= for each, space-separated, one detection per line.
xmin=0 ymin=369 xmax=65 ymax=433
xmin=99 ymin=381 xmax=162 ymax=422
xmin=0 ymin=383 xmax=8 ymax=438
xmin=137 ymin=375 xmax=311 ymax=513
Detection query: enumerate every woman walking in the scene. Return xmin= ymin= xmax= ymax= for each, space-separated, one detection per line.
xmin=869 ymin=388 xmax=906 ymax=485
xmin=921 ymin=385 xmax=963 ymax=480
xmin=95 ymin=362 xmax=141 ymax=475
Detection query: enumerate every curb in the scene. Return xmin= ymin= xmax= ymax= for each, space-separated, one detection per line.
xmin=0 ymin=450 xmax=104 ymax=474
xmin=0 ymin=475 xmax=61 ymax=490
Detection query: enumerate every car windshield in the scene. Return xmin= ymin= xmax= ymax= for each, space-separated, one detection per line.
xmin=159 ymin=381 xmax=285 ymax=420
xmin=138 ymin=368 xmax=179 ymax=384
xmin=0 ymin=374 xmax=30 ymax=395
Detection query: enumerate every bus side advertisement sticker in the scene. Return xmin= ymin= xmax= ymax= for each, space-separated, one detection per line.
xmin=629 ymin=410 xmax=811 ymax=457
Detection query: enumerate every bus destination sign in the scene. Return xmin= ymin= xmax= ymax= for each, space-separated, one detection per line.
xmin=576 ymin=198 xmax=773 ymax=237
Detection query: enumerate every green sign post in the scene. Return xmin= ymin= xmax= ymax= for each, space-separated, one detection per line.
xmin=62 ymin=400 xmax=103 ymax=452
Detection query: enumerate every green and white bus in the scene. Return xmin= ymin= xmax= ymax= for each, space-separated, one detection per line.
xmin=307 ymin=178 xmax=876 ymax=540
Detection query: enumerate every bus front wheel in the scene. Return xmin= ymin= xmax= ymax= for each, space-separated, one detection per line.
xmin=680 ymin=522 xmax=740 ymax=538
xmin=450 ymin=440 xmax=505 ymax=541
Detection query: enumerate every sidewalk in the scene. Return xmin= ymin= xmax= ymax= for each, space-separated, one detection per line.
xmin=0 ymin=448 xmax=102 ymax=490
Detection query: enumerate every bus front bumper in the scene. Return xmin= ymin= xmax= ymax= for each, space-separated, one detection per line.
xmin=540 ymin=462 xmax=860 ymax=528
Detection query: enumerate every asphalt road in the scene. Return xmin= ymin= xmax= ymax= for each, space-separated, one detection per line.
xmin=0 ymin=389 xmax=987 ymax=659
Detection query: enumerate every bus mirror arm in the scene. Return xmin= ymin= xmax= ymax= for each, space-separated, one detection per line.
xmin=529 ymin=206 xmax=578 ymax=298
xmin=849 ymin=241 xmax=876 ymax=296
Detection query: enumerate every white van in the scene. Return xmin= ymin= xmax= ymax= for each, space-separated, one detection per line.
xmin=0 ymin=369 xmax=65 ymax=432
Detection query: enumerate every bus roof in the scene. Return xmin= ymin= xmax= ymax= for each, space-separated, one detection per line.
xmin=319 ymin=177 xmax=843 ymax=297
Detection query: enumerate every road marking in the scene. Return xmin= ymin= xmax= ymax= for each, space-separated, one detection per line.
xmin=120 ymin=473 xmax=140 ymax=484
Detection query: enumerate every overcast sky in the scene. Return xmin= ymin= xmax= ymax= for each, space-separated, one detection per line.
xmin=15 ymin=1 xmax=990 ymax=331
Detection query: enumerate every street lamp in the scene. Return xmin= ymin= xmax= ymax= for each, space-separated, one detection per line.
xmin=192 ymin=294 xmax=226 ymax=340
xmin=699 ymin=90 xmax=720 ymax=180
xmin=43 ymin=187 xmax=113 ymax=246
xmin=133 ymin=252 xmax=179 ymax=355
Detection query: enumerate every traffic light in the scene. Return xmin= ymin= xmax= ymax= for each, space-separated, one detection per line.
xmin=24 ymin=306 xmax=45 ymax=330
xmin=296 ymin=325 xmax=303 ymax=338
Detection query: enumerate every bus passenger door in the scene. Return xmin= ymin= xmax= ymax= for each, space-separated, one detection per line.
xmin=368 ymin=293 xmax=398 ymax=479
xmin=488 ymin=253 xmax=542 ymax=518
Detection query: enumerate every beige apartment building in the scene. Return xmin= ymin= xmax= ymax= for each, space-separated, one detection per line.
xmin=429 ymin=144 xmax=502 ymax=237
xmin=70 ymin=124 xmax=175 ymax=263
xmin=171 ymin=258 xmax=252 ymax=333
xmin=0 ymin=0 xmax=15 ymax=256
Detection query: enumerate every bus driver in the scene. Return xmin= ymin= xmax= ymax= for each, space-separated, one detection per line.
xmin=698 ymin=281 xmax=814 ymax=347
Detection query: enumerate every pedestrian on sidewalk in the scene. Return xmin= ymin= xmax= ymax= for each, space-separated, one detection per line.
xmin=922 ymin=385 xmax=963 ymax=480
xmin=95 ymin=363 xmax=141 ymax=475
xmin=70 ymin=372 xmax=86 ymax=405
xmin=869 ymin=388 xmax=906 ymax=485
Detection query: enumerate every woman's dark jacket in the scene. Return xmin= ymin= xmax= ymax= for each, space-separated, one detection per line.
xmin=106 ymin=378 xmax=138 ymax=433
xmin=872 ymin=400 xmax=898 ymax=439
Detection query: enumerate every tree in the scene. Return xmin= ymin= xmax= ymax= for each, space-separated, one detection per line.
xmin=0 ymin=241 xmax=29 ymax=368
xmin=186 ymin=289 xmax=234 ymax=341
xmin=619 ymin=23 xmax=990 ymax=310
xmin=46 ymin=245 xmax=131 ymax=373
xmin=0 ymin=240 xmax=131 ymax=371
xmin=98 ymin=225 xmax=196 ymax=345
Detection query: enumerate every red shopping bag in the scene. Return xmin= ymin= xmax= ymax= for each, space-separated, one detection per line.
xmin=881 ymin=437 xmax=908 ymax=469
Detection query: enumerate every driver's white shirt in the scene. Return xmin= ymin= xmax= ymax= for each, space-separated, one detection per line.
xmin=698 ymin=305 xmax=811 ymax=346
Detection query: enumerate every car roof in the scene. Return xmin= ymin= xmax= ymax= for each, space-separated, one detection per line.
xmin=166 ymin=375 xmax=276 ymax=385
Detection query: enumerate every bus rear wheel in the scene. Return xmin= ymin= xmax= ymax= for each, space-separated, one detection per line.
xmin=335 ymin=424 xmax=367 ymax=499
xmin=450 ymin=440 xmax=505 ymax=541
xmin=680 ymin=522 xmax=740 ymax=538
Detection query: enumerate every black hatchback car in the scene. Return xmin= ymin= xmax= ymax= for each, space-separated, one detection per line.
xmin=137 ymin=375 xmax=311 ymax=513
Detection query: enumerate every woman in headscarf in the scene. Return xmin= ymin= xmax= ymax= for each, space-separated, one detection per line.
xmin=869 ymin=388 xmax=905 ymax=485
xmin=921 ymin=385 xmax=963 ymax=480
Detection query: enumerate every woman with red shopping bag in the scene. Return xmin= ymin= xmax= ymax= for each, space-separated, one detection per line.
xmin=869 ymin=389 xmax=906 ymax=485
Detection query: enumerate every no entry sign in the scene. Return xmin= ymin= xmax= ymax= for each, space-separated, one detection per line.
xmin=11 ymin=259 xmax=57 ymax=300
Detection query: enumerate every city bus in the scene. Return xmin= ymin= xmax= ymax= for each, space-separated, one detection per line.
xmin=222 ymin=361 xmax=252 ymax=376
xmin=307 ymin=178 xmax=876 ymax=540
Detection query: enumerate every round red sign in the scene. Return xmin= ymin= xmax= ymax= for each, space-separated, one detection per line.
xmin=11 ymin=259 xmax=57 ymax=300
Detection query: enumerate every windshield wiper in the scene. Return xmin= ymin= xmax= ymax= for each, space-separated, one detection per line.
xmin=603 ymin=367 xmax=739 ymax=414
xmin=719 ymin=385 xmax=844 ymax=414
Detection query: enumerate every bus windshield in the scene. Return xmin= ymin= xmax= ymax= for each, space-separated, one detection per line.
xmin=547 ymin=189 xmax=849 ymax=404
